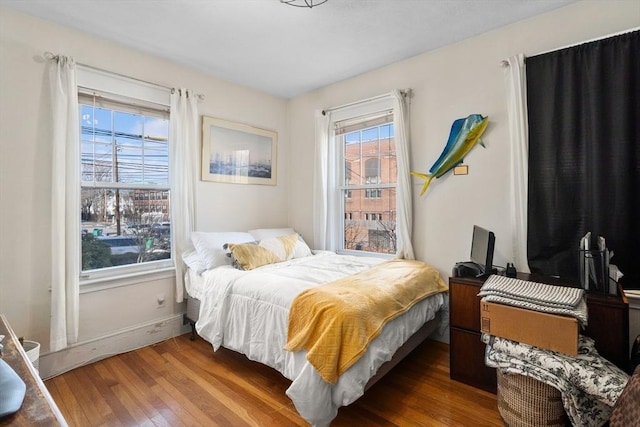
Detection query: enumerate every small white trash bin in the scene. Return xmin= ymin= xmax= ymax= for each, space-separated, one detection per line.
xmin=22 ymin=340 xmax=40 ymax=372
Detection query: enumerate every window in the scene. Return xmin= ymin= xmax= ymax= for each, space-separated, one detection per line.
xmin=78 ymin=87 xmax=172 ymax=279
xmin=337 ymin=110 xmax=396 ymax=255
xmin=317 ymin=91 xmax=411 ymax=257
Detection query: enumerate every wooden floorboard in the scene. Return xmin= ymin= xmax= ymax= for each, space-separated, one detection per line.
xmin=45 ymin=334 xmax=503 ymax=426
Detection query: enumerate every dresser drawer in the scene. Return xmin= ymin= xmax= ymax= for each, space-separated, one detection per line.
xmin=450 ymin=327 xmax=496 ymax=393
xmin=449 ymin=277 xmax=483 ymax=331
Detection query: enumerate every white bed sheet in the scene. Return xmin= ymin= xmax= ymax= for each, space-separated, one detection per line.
xmin=193 ymin=252 xmax=447 ymax=426
xmin=185 ymin=265 xmax=206 ymax=301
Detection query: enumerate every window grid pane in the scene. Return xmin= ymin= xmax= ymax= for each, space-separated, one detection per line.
xmin=341 ymin=121 xmax=396 ymax=255
xmin=79 ymin=100 xmax=171 ymax=274
xmin=81 ymin=106 xmax=169 ymax=186
xmin=342 ymin=187 xmax=396 ymax=254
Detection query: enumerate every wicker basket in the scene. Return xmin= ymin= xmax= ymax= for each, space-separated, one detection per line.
xmin=497 ymin=370 xmax=568 ymax=427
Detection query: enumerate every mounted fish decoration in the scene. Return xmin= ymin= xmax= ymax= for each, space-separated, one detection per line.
xmin=411 ymin=114 xmax=488 ymax=196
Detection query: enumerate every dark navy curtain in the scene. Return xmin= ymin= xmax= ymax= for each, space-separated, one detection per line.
xmin=526 ymin=30 xmax=640 ymax=287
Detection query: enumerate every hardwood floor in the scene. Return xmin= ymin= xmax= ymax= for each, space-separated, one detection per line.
xmin=45 ymin=334 xmax=504 ymax=426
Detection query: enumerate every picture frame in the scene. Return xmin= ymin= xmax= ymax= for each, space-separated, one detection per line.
xmin=201 ymin=116 xmax=277 ymax=185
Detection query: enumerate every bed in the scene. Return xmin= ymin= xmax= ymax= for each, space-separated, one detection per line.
xmin=182 ymin=229 xmax=449 ymax=426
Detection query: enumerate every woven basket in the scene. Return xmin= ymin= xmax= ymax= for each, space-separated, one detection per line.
xmin=497 ymin=370 xmax=568 ymax=427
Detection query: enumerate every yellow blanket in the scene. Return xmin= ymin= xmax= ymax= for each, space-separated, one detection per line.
xmin=285 ymin=258 xmax=448 ymax=384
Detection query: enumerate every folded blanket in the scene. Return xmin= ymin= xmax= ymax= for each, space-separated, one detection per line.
xmin=285 ymin=258 xmax=447 ymax=384
xmin=479 ymin=275 xmax=588 ymax=326
xmin=479 ymin=275 xmax=584 ymax=308
xmin=483 ymin=333 xmax=629 ymax=427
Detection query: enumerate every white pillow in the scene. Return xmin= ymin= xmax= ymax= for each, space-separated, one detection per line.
xmin=292 ymin=235 xmax=313 ymax=258
xmin=182 ymin=249 xmax=206 ymax=274
xmin=248 ymin=228 xmax=312 ymax=258
xmin=258 ymin=234 xmax=299 ymax=261
xmin=191 ymin=231 xmax=256 ymax=270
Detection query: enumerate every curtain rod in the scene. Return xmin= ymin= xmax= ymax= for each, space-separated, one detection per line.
xmin=322 ymin=89 xmax=411 ymax=116
xmin=499 ymin=27 xmax=639 ymax=68
xmin=44 ymin=51 xmax=205 ymax=101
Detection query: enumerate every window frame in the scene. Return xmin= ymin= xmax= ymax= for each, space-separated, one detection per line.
xmin=331 ymin=100 xmax=397 ymax=258
xmin=76 ymin=66 xmax=174 ymax=286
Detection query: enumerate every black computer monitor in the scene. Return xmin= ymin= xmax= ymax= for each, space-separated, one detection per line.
xmin=470 ymin=225 xmax=496 ymax=277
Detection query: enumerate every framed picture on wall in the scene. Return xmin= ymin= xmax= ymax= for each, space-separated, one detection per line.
xmin=201 ymin=116 xmax=277 ymax=185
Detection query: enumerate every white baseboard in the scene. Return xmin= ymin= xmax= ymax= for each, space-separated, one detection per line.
xmin=40 ymin=314 xmax=190 ymax=379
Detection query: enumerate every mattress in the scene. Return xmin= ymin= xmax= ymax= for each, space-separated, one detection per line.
xmin=191 ymin=252 xmax=447 ymax=426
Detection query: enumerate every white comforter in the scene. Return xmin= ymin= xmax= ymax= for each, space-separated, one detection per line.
xmin=194 ymin=252 xmax=447 ymax=426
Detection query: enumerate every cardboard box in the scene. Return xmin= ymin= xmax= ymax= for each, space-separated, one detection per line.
xmin=480 ymin=299 xmax=578 ymax=356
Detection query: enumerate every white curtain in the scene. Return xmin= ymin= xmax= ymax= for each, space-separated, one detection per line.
xmin=313 ymin=90 xmax=414 ymax=257
xmin=505 ymin=54 xmax=531 ymax=273
xmin=392 ymin=90 xmax=415 ymax=260
xmin=313 ymin=110 xmax=339 ymax=250
xmin=170 ymin=89 xmax=199 ymax=302
xmin=49 ymin=55 xmax=80 ymax=352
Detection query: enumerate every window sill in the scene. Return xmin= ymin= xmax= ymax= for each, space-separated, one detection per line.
xmin=79 ymin=267 xmax=176 ymax=294
xmin=336 ymin=249 xmax=395 ymax=259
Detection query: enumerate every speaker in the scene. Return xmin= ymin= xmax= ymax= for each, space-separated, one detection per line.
xmin=506 ymin=263 xmax=517 ymax=278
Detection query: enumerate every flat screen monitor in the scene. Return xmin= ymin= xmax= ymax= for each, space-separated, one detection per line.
xmin=470 ymin=225 xmax=495 ymax=277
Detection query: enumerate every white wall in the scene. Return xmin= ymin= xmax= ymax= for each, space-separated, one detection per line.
xmin=0 ymin=7 xmax=289 ymax=377
xmin=287 ymin=1 xmax=639 ymax=283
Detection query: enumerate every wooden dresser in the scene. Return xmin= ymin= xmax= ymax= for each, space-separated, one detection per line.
xmin=449 ymin=275 xmax=498 ymax=393
xmin=0 ymin=314 xmax=68 ymax=426
xmin=449 ymin=274 xmax=630 ymax=393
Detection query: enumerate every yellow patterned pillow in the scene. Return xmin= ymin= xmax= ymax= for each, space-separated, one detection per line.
xmin=260 ymin=234 xmax=299 ymax=260
xmin=226 ymin=243 xmax=280 ymax=270
xmin=226 ymin=234 xmax=302 ymax=270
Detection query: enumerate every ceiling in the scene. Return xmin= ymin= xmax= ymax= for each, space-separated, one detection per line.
xmin=1 ymin=0 xmax=576 ymax=98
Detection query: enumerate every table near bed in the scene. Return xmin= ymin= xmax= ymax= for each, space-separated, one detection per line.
xmin=0 ymin=314 xmax=68 ymax=426
xmin=449 ymin=272 xmax=630 ymax=393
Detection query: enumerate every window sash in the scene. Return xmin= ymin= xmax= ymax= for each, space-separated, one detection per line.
xmin=81 ymin=182 xmax=169 ymax=190
xmin=80 ymin=258 xmax=173 ymax=281
xmin=338 ymin=114 xmax=397 ymax=255
xmin=340 ymin=183 xmax=395 ymax=190
xmin=80 ymin=96 xmax=169 ymax=188
xmin=339 ymin=130 xmax=396 ymax=191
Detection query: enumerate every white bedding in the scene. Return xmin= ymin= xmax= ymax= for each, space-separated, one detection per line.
xmin=193 ymin=252 xmax=447 ymax=426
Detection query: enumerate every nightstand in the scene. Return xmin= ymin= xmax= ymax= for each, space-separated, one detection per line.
xmin=449 ymin=275 xmax=497 ymax=393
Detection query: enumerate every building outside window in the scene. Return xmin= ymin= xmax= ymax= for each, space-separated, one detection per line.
xmin=364 ymin=158 xmax=382 ymax=198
